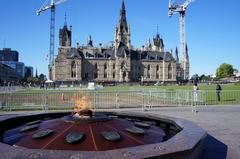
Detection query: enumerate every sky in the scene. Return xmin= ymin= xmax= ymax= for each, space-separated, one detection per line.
xmin=0 ymin=0 xmax=239 ymax=77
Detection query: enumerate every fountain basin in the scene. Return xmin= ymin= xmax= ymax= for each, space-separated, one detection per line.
xmin=0 ymin=111 xmax=206 ymax=159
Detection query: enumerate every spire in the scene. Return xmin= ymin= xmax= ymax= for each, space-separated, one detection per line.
xmin=59 ymin=16 xmax=72 ymax=47
xmin=115 ymin=0 xmax=131 ymax=49
xmin=119 ymin=0 xmax=128 ymax=32
xmin=175 ymin=47 xmax=179 ymax=62
xmin=64 ymin=12 xmax=67 ymax=26
xmin=121 ymin=0 xmax=126 ymax=12
xmin=35 ymin=69 xmax=38 ymax=78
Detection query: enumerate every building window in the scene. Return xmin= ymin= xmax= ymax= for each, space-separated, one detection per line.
xmin=156 ymin=65 xmax=159 ymax=79
xmin=94 ymin=73 xmax=98 ymax=79
xmin=148 ymin=65 xmax=150 ymax=71
xmin=85 ymin=73 xmax=88 ymax=79
xmin=113 ymin=63 xmax=115 ymax=70
xmin=104 ymin=63 xmax=107 ymax=70
xmin=168 ymin=63 xmax=173 ymax=79
xmin=104 ymin=73 xmax=107 ymax=78
xmin=147 ymin=64 xmax=151 ymax=78
xmin=113 ymin=72 xmax=115 ymax=78
xmin=104 ymin=63 xmax=108 ymax=78
xmin=71 ymin=61 xmax=76 ymax=78
xmin=95 ymin=63 xmax=98 ymax=70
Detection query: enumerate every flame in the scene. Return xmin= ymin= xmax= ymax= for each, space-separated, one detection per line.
xmin=73 ymin=96 xmax=92 ymax=115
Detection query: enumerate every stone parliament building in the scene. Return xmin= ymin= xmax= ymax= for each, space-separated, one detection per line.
xmin=52 ymin=0 xmax=189 ymax=83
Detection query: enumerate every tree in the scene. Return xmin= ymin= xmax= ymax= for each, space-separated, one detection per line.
xmin=216 ymin=63 xmax=234 ymax=78
xmin=199 ymin=74 xmax=212 ymax=81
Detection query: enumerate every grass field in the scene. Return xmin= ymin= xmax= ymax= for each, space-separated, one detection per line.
xmin=102 ymin=84 xmax=240 ymax=91
xmin=14 ymin=83 xmax=240 ymax=93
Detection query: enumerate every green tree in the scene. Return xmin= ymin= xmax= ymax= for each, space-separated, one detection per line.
xmin=216 ymin=63 xmax=234 ymax=78
xmin=199 ymin=74 xmax=212 ymax=81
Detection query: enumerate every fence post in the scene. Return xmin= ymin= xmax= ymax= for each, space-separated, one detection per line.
xmin=142 ymin=91 xmax=144 ymax=111
xmin=93 ymin=92 xmax=96 ymax=110
xmin=44 ymin=92 xmax=48 ymax=111
xmin=150 ymin=91 xmax=152 ymax=109
xmin=8 ymin=89 xmax=13 ymax=111
xmin=115 ymin=92 xmax=118 ymax=109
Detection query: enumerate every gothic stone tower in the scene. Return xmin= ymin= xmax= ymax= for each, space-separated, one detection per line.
xmin=114 ymin=0 xmax=131 ymax=82
xmin=54 ymin=23 xmax=82 ymax=81
xmin=153 ymin=33 xmax=164 ymax=52
xmin=115 ymin=0 xmax=131 ymax=50
xmin=59 ymin=22 xmax=72 ymax=48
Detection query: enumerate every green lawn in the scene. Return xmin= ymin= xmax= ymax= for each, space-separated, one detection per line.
xmin=101 ymin=84 xmax=240 ymax=92
xmin=14 ymin=83 xmax=240 ymax=93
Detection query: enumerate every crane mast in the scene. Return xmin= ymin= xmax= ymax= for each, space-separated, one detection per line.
xmin=49 ymin=5 xmax=55 ymax=69
xmin=168 ymin=0 xmax=193 ymax=80
xmin=37 ymin=0 xmax=66 ymax=79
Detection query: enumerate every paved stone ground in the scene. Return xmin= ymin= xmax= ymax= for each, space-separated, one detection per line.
xmin=0 ymin=105 xmax=239 ymax=159
xmin=145 ymin=105 xmax=240 ymax=159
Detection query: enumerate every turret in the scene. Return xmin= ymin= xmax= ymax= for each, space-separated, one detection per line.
xmin=146 ymin=39 xmax=152 ymax=51
xmin=59 ymin=19 xmax=72 ymax=47
xmin=87 ymin=35 xmax=93 ymax=47
xmin=175 ymin=47 xmax=179 ymax=62
xmin=153 ymin=33 xmax=164 ymax=52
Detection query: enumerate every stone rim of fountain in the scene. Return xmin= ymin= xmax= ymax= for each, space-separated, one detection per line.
xmin=0 ymin=111 xmax=207 ymax=159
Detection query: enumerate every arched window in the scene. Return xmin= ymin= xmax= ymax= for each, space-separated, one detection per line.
xmin=148 ymin=65 xmax=151 ymax=71
xmin=94 ymin=63 xmax=98 ymax=79
xmin=156 ymin=65 xmax=159 ymax=79
xmin=113 ymin=72 xmax=115 ymax=79
xmin=104 ymin=63 xmax=107 ymax=70
xmin=147 ymin=64 xmax=151 ymax=78
xmin=168 ymin=63 xmax=173 ymax=79
xmin=71 ymin=61 xmax=76 ymax=78
xmin=113 ymin=63 xmax=115 ymax=70
xmin=104 ymin=63 xmax=108 ymax=78
xmin=156 ymin=65 xmax=159 ymax=71
xmin=95 ymin=63 xmax=98 ymax=70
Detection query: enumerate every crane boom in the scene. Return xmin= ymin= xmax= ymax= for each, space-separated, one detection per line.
xmin=36 ymin=0 xmax=66 ymax=80
xmin=37 ymin=0 xmax=66 ymax=15
xmin=183 ymin=0 xmax=193 ymax=9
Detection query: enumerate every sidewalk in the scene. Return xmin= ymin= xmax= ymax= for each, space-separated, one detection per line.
xmin=146 ymin=105 xmax=240 ymax=159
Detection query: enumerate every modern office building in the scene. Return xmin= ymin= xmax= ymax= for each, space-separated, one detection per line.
xmin=0 ymin=48 xmax=19 ymax=62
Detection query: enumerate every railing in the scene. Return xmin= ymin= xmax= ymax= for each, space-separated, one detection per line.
xmin=0 ymin=90 xmax=240 ymax=111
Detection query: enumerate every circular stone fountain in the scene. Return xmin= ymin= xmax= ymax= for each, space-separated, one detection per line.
xmin=0 ymin=111 xmax=206 ymax=159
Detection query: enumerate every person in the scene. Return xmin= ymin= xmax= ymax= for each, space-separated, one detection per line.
xmin=192 ymin=83 xmax=199 ymax=113
xmin=216 ymin=83 xmax=222 ymax=102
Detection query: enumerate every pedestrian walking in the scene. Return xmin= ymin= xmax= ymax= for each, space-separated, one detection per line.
xmin=192 ymin=83 xmax=199 ymax=113
xmin=216 ymin=83 xmax=222 ymax=102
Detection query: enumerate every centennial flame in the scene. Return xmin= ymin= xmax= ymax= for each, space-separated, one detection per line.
xmin=73 ymin=96 xmax=93 ymax=117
